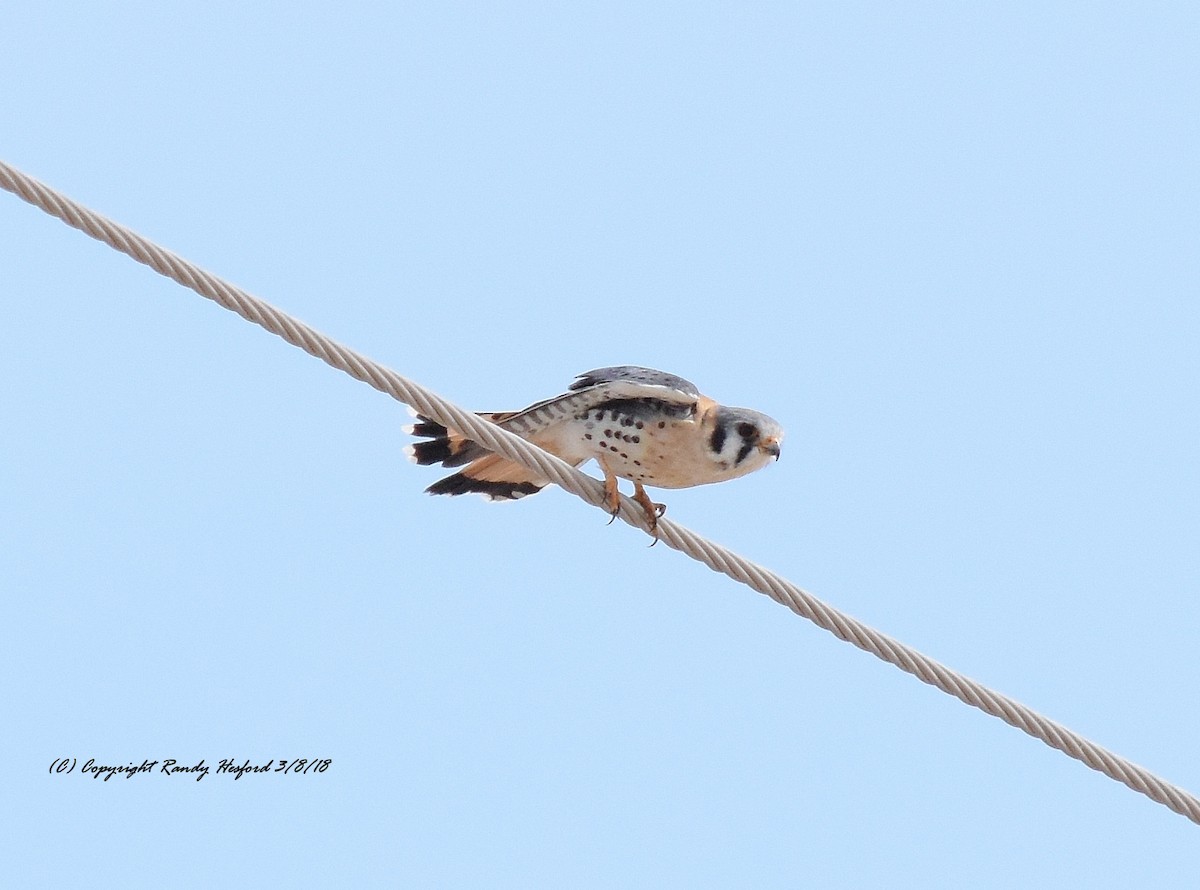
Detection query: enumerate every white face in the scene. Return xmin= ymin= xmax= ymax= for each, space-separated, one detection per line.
xmin=704 ymin=407 xmax=784 ymax=480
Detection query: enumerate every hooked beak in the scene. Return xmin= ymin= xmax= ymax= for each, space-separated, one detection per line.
xmin=762 ymin=437 xmax=781 ymax=461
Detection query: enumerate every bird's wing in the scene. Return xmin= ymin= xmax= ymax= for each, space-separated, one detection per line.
xmin=497 ymin=366 xmax=703 ymax=439
xmin=568 ymin=366 xmax=701 ymax=400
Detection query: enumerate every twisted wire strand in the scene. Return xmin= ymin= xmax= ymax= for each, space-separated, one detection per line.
xmin=3 ymin=158 xmax=1196 ymax=825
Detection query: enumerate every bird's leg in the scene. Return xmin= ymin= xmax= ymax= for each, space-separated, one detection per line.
xmin=600 ymin=463 xmax=621 ymax=524
xmin=632 ymin=481 xmax=667 ymax=543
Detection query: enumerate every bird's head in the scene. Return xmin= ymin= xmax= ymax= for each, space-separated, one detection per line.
xmin=703 ymin=406 xmax=784 ymax=479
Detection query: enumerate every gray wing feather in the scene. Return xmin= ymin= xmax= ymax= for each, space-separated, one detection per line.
xmin=569 ymin=366 xmax=700 ymax=398
xmin=496 ymin=367 xmax=701 ymax=438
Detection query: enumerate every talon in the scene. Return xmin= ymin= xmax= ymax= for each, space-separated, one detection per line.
xmin=643 ymin=511 xmax=661 ymax=546
xmin=647 ymin=503 xmax=666 ymax=545
xmin=601 ymin=462 xmax=621 ymax=525
xmin=645 ymin=511 xmax=660 ymax=541
xmin=631 ymin=482 xmax=666 ymax=544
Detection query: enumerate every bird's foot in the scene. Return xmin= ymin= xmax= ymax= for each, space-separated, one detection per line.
xmin=603 ymin=469 xmax=621 ymax=525
xmin=633 ymin=482 xmax=666 ymax=545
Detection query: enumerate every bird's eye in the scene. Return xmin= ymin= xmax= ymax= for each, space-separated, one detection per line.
xmin=736 ymin=422 xmax=757 ymax=439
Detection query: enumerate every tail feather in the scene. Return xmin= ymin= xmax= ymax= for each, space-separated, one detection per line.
xmin=403 ymin=413 xmax=496 ymax=468
xmin=404 ymin=413 xmax=548 ymax=500
xmin=426 ymin=473 xmax=544 ymax=500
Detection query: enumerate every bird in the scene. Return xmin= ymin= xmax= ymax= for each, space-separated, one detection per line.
xmin=404 ymin=366 xmax=783 ymax=538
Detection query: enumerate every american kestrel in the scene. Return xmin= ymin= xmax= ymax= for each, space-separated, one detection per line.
xmin=404 ymin=366 xmax=783 ymax=537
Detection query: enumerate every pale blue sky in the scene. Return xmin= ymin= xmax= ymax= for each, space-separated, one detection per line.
xmin=4 ymin=2 xmax=1199 ymax=886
